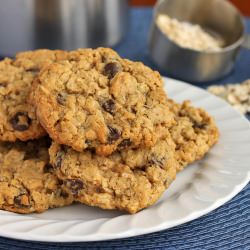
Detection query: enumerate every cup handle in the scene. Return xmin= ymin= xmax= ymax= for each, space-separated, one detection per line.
xmin=242 ymin=34 xmax=250 ymax=49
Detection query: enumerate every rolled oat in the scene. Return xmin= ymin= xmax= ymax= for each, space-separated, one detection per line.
xmin=156 ymin=14 xmax=224 ymax=52
xmin=208 ymin=80 xmax=250 ymax=115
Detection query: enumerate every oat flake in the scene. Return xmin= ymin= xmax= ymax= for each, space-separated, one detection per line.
xmin=156 ymin=14 xmax=224 ymax=52
xmin=208 ymin=80 xmax=250 ymax=115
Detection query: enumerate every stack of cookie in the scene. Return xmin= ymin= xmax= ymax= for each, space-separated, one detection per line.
xmin=0 ymin=48 xmax=219 ymax=214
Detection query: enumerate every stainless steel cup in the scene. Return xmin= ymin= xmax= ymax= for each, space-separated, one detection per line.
xmin=0 ymin=0 xmax=129 ymax=57
xmin=149 ymin=0 xmax=250 ymax=82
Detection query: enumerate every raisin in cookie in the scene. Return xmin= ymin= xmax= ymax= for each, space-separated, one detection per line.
xmin=0 ymin=49 xmax=69 ymax=141
xmin=168 ymin=100 xmax=219 ymax=171
xmin=0 ymin=138 xmax=73 ymax=214
xmin=34 ymin=48 xmax=174 ymax=155
xmin=49 ymin=134 xmax=178 ymax=214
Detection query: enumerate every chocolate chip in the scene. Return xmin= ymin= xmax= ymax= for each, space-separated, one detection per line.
xmin=57 ymin=93 xmax=67 ymax=105
xmin=131 ymin=107 xmax=137 ymax=114
xmin=103 ymin=62 xmax=121 ymax=79
xmin=193 ymin=122 xmax=207 ymax=130
xmin=64 ymin=179 xmax=84 ymax=195
xmin=107 ymin=126 xmax=120 ymax=144
xmin=58 ymin=179 xmax=64 ymax=185
xmin=102 ymin=99 xmax=115 ymax=114
xmin=118 ymin=139 xmax=132 ymax=149
xmin=43 ymin=164 xmax=54 ymax=173
xmin=14 ymin=194 xmax=30 ymax=208
xmin=9 ymin=112 xmax=31 ymax=131
xmin=14 ymin=195 xmax=22 ymax=206
xmin=0 ymin=83 xmax=5 ymax=88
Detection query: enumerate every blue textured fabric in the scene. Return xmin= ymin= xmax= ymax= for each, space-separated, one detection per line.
xmin=0 ymin=8 xmax=249 ymax=250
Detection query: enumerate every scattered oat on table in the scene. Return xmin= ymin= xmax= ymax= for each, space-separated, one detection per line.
xmin=208 ymin=80 xmax=250 ymax=115
xmin=156 ymin=14 xmax=224 ymax=52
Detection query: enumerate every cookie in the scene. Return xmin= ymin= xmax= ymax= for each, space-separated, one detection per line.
xmin=49 ymin=134 xmax=178 ymax=214
xmin=34 ymin=48 xmax=174 ymax=155
xmin=168 ymin=100 xmax=219 ymax=171
xmin=0 ymin=138 xmax=73 ymax=214
xmin=0 ymin=49 xmax=69 ymax=142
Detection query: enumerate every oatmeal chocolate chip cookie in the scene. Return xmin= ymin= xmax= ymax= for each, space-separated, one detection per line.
xmin=0 ymin=138 xmax=73 ymax=214
xmin=49 ymin=136 xmax=178 ymax=214
xmin=0 ymin=49 xmax=69 ymax=142
xmin=34 ymin=48 xmax=174 ymax=155
xmin=167 ymin=100 xmax=219 ymax=171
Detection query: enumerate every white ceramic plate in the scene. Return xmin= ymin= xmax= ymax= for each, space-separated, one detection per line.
xmin=1 ymin=77 xmax=250 ymax=242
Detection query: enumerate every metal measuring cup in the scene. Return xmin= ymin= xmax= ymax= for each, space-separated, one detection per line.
xmin=149 ymin=0 xmax=250 ymax=82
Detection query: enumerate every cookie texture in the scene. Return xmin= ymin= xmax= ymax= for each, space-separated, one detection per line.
xmin=0 ymin=138 xmax=73 ymax=214
xmin=168 ymin=100 xmax=219 ymax=171
xmin=49 ymin=135 xmax=178 ymax=214
xmin=0 ymin=49 xmax=69 ymax=142
xmin=34 ymin=48 xmax=174 ymax=155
